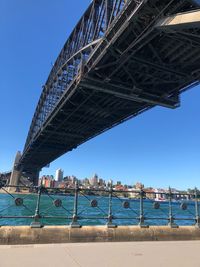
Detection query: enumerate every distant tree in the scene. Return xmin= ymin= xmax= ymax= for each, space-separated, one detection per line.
xmin=187 ymin=188 xmax=194 ymax=194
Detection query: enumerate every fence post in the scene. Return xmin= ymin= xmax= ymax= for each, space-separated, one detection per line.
xmin=168 ymin=187 xmax=178 ymax=228
xmin=107 ymin=181 xmax=116 ymax=228
xmin=138 ymin=189 xmax=148 ymax=228
xmin=70 ymin=181 xmax=81 ymax=228
xmin=31 ymin=186 xmax=42 ymax=228
xmin=195 ymin=188 xmax=200 ymax=228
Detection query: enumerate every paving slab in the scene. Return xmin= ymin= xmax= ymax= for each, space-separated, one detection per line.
xmin=0 ymin=241 xmax=200 ymax=267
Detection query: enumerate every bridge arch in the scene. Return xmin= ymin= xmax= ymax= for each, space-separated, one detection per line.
xmin=12 ymin=0 xmax=200 ymax=185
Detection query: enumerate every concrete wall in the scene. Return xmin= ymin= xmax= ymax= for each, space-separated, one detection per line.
xmin=0 ymin=226 xmax=200 ymax=245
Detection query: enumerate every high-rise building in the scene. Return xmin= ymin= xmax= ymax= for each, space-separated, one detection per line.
xmin=98 ymin=178 xmax=104 ymax=186
xmin=71 ymin=175 xmax=77 ymax=185
xmin=90 ymin=174 xmax=98 ymax=186
xmin=55 ymin=169 xmax=64 ymax=182
xmin=107 ymin=179 xmax=113 ymax=187
xmin=40 ymin=175 xmax=54 ymax=188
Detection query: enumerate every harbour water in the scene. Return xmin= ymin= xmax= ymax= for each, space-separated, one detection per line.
xmin=0 ymin=193 xmax=197 ymax=226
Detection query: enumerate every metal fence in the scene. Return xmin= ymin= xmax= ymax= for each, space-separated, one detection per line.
xmin=0 ymin=182 xmax=199 ymax=228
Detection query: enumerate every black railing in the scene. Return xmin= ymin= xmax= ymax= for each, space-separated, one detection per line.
xmin=0 ymin=183 xmax=199 ymax=228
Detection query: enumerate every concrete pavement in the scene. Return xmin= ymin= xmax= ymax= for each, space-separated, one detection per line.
xmin=0 ymin=241 xmax=200 ymax=267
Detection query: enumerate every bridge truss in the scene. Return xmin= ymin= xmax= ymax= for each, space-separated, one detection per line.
xmin=16 ymin=0 xmax=200 ymax=182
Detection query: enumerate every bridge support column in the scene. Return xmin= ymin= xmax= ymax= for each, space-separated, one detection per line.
xmin=27 ymin=169 xmax=40 ymax=186
xmin=9 ymin=169 xmax=22 ymax=188
xmin=9 ymin=151 xmax=22 ymax=191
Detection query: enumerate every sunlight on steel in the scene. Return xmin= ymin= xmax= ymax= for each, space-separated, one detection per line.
xmin=17 ymin=0 xmax=200 ymax=178
xmin=156 ymin=10 xmax=200 ymax=30
xmin=25 ymin=0 xmax=128 ymax=148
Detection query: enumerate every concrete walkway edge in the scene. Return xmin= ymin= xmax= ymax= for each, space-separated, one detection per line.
xmin=0 ymin=225 xmax=200 ymax=245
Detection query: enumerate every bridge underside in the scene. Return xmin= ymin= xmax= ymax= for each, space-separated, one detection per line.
xmin=17 ymin=0 xmax=200 ymax=182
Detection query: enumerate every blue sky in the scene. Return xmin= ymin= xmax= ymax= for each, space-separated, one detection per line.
xmin=0 ymin=0 xmax=200 ymax=190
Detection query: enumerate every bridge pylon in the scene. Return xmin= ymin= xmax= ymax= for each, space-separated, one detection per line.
xmin=9 ymin=151 xmax=22 ymax=191
xmin=9 ymin=151 xmax=40 ymax=191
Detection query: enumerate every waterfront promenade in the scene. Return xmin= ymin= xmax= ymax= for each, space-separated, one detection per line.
xmin=0 ymin=241 xmax=200 ymax=267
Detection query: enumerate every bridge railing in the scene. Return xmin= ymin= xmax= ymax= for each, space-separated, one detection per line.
xmin=0 ymin=183 xmax=199 ymax=228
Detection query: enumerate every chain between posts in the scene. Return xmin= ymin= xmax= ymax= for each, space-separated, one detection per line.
xmin=31 ymin=186 xmax=42 ymax=228
xmin=70 ymin=181 xmax=81 ymax=228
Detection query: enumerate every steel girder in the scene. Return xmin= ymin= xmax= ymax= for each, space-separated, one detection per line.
xmin=18 ymin=0 xmax=200 ymax=174
xmin=24 ymin=0 xmax=129 ymax=151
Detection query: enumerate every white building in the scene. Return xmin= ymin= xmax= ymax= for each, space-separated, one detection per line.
xmin=90 ymin=174 xmax=98 ymax=186
xmin=55 ymin=169 xmax=64 ymax=182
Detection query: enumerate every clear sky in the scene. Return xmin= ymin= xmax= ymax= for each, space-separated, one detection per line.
xmin=0 ymin=0 xmax=200 ymax=190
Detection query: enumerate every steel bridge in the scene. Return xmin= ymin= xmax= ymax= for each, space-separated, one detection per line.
xmin=12 ymin=0 xmax=200 ymax=185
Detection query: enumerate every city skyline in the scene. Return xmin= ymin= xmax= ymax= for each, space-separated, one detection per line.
xmin=1 ymin=0 xmax=200 ymax=190
xmin=39 ymin=169 xmax=199 ymax=192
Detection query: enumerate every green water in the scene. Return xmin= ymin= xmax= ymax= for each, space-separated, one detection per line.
xmin=0 ymin=193 xmax=197 ymax=226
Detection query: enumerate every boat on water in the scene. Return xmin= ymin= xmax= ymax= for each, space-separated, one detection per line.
xmin=155 ymin=197 xmax=167 ymax=202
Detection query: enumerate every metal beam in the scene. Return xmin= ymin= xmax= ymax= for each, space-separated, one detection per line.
xmin=44 ymin=130 xmax=85 ymax=139
xmin=130 ymin=56 xmax=186 ymax=77
xmin=81 ymin=79 xmax=180 ymax=109
xmin=156 ymin=10 xmax=200 ymax=30
xmin=17 ymin=0 xmax=200 ymax=175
